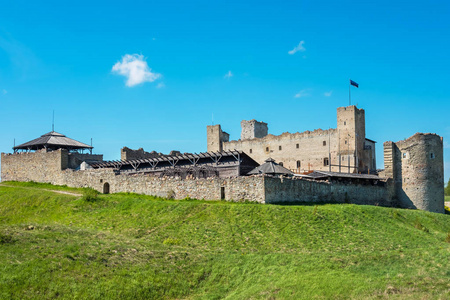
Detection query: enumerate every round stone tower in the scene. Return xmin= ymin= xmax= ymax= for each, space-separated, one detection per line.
xmin=387 ymin=133 xmax=444 ymax=213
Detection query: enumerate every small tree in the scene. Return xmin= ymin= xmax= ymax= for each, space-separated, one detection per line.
xmin=445 ymin=178 xmax=450 ymax=196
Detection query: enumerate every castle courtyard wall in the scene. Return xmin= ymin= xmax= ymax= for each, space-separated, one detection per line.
xmin=1 ymin=150 xmax=67 ymax=182
xmin=223 ymin=129 xmax=344 ymax=172
xmin=1 ymin=150 xmax=390 ymax=206
xmin=264 ymin=176 xmax=393 ymax=207
xmin=58 ymin=169 xmax=266 ymax=202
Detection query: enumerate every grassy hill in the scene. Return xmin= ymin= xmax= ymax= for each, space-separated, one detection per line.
xmin=0 ymin=181 xmax=449 ymax=299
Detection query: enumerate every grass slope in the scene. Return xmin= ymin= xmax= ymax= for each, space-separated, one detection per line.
xmin=0 ymin=182 xmax=449 ymax=299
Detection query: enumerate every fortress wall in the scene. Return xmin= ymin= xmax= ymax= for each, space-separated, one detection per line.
xmin=390 ymin=133 xmax=444 ymax=213
xmin=264 ymin=176 xmax=392 ymax=207
xmin=121 ymin=147 xmax=162 ymax=161
xmin=0 ymin=148 xmax=391 ymax=207
xmin=11 ymin=164 xmax=266 ymax=203
xmin=1 ymin=149 xmax=67 ymax=182
xmin=223 ymin=129 xmax=345 ymax=172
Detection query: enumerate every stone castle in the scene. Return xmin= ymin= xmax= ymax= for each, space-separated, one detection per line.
xmin=1 ymin=105 xmax=445 ymax=214
xmin=208 ymin=106 xmax=376 ymax=174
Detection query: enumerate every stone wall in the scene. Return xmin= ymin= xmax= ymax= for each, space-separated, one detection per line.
xmin=224 ymin=129 xmax=343 ymax=172
xmin=385 ymin=133 xmax=444 ymax=213
xmin=121 ymin=147 xmax=182 ymax=161
xmin=0 ymin=149 xmax=389 ymax=207
xmin=1 ymin=150 xmax=66 ymax=182
xmin=35 ymin=167 xmax=266 ymax=203
xmin=0 ymin=149 xmax=391 ymax=207
xmin=264 ymin=176 xmax=393 ymax=207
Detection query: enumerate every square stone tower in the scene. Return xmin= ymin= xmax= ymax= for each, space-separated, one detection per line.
xmin=336 ymin=106 xmax=366 ymax=172
xmin=240 ymin=120 xmax=268 ymax=140
xmin=207 ymin=125 xmax=229 ymax=152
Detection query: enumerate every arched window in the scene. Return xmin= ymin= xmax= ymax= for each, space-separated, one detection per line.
xmin=296 ymin=160 xmax=301 ymax=168
xmin=323 ymin=158 xmax=329 ymax=166
xmin=279 ymin=162 xmax=283 ymax=167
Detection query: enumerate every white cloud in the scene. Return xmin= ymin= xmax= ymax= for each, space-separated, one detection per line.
xmin=288 ymin=41 xmax=306 ymax=55
xmin=156 ymin=82 xmax=165 ymax=89
xmin=224 ymin=70 xmax=233 ymax=79
xmin=2 ymin=89 xmax=6 ymax=95
xmin=111 ymin=54 xmax=161 ymax=87
xmin=324 ymin=90 xmax=333 ymax=97
xmin=294 ymin=89 xmax=310 ymax=98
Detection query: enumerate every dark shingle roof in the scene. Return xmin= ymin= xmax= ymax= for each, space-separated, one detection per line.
xmin=14 ymin=131 xmax=92 ymax=151
xmin=247 ymin=158 xmax=294 ymax=176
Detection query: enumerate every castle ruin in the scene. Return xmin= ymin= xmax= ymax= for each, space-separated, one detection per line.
xmin=207 ymin=106 xmax=376 ymax=174
xmin=1 ymin=105 xmax=445 ymax=214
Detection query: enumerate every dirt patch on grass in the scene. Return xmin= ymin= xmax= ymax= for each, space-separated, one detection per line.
xmin=0 ymin=183 xmax=82 ymax=197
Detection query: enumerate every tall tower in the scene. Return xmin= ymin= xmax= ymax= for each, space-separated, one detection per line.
xmin=336 ymin=106 xmax=366 ymax=172
xmin=206 ymin=125 xmax=229 ymax=152
xmin=384 ymin=133 xmax=444 ymax=213
xmin=240 ymin=120 xmax=268 ymax=140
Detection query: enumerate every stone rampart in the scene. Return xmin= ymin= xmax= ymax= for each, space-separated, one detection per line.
xmin=1 ymin=150 xmax=66 ymax=182
xmin=40 ymin=168 xmax=266 ymax=203
xmin=264 ymin=176 xmax=393 ymax=207
xmin=1 ymin=149 xmax=391 ymax=207
xmin=121 ymin=147 xmax=182 ymax=161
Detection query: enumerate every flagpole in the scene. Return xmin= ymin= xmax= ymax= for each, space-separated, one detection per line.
xmin=349 ymin=79 xmax=351 ymax=106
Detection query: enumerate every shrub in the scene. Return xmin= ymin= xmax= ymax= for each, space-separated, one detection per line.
xmin=0 ymin=233 xmax=14 ymax=244
xmin=163 ymin=238 xmax=180 ymax=245
xmin=82 ymin=188 xmax=100 ymax=202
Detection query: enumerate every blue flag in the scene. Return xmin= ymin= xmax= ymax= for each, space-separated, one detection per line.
xmin=350 ymin=80 xmax=359 ymax=88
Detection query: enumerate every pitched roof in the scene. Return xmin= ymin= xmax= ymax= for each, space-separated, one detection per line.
xmin=247 ymin=158 xmax=294 ymax=176
xmin=13 ymin=131 xmax=92 ymax=151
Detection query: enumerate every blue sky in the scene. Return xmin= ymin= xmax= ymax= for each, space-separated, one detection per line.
xmin=1 ymin=1 xmax=450 ymax=181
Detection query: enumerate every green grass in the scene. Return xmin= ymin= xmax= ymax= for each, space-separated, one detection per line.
xmin=0 ymin=181 xmax=449 ymax=299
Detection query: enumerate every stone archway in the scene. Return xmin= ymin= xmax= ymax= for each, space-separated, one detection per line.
xmin=103 ymin=182 xmax=110 ymax=194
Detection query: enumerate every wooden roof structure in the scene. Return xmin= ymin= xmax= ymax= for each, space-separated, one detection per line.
xmin=88 ymin=150 xmax=259 ymax=177
xmin=13 ymin=131 xmax=93 ymax=152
